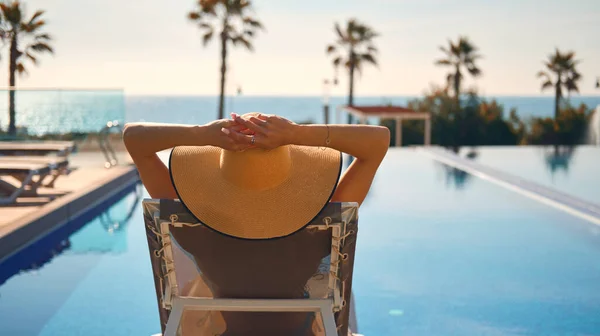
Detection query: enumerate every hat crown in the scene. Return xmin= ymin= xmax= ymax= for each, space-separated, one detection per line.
xmin=220 ymin=146 xmax=291 ymax=191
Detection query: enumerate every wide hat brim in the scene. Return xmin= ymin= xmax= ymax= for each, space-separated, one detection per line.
xmin=169 ymin=145 xmax=341 ymax=240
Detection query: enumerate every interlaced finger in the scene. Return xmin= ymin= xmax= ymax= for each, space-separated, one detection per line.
xmin=229 ymin=123 xmax=255 ymax=135
xmin=234 ymin=115 xmax=267 ymax=134
xmin=224 ymin=128 xmax=255 ymax=144
xmin=249 ymin=116 xmax=268 ymax=128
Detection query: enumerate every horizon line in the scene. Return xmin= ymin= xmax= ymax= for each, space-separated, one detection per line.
xmin=3 ymin=87 xmax=599 ymax=98
xmin=123 ymin=93 xmax=600 ymax=98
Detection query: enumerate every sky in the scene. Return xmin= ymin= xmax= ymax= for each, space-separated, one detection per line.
xmin=0 ymin=0 xmax=599 ymax=96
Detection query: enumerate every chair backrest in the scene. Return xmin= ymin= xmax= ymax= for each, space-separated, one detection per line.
xmin=143 ymin=199 xmax=358 ymax=336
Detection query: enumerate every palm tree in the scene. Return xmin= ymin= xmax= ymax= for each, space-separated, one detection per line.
xmin=435 ymin=36 xmax=482 ymax=102
xmin=1 ymin=1 xmax=53 ymax=136
xmin=188 ymin=0 xmax=263 ymax=120
xmin=537 ymin=49 xmax=582 ymax=119
xmin=326 ymin=19 xmax=378 ymax=123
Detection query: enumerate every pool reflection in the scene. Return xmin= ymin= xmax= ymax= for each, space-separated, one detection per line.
xmin=0 ymin=183 xmax=142 ymax=286
xmin=543 ymin=145 xmax=575 ymax=176
xmin=438 ymin=147 xmax=479 ymax=190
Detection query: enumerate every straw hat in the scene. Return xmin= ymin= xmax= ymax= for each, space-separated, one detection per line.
xmin=169 ymin=143 xmax=341 ymax=240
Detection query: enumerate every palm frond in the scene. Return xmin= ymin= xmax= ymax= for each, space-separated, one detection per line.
xmin=234 ymin=0 xmax=251 ymax=11
xmin=334 ymin=22 xmax=345 ymax=41
xmin=435 ymin=59 xmax=452 ymax=66
xmin=16 ymin=62 xmax=27 ymax=75
xmin=35 ymin=33 xmax=51 ymax=41
xmin=28 ymin=10 xmax=44 ymax=25
xmin=332 ymin=56 xmax=342 ymax=67
xmin=344 ymin=59 xmax=352 ymax=70
xmin=367 ymin=45 xmax=378 ymax=53
xmin=197 ymin=0 xmax=218 ymax=15
xmin=188 ymin=11 xmax=201 ymax=21
xmin=198 ymin=22 xmax=213 ymax=30
xmin=565 ymin=72 xmax=581 ymax=93
xmin=465 ymin=53 xmax=482 ymax=63
xmin=537 ymin=70 xmax=551 ymax=79
xmin=467 ymin=65 xmax=481 ymax=77
xmin=360 ymin=53 xmax=377 ymax=66
xmin=0 ymin=4 xmax=8 ymax=16
xmin=449 ymin=39 xmax=460 ymax=56
xmin=231 ymin=35 xmax=253 ymax=51
xmin=202 ymin=30 xmax=214 ymax=46
xmin=565 ymin=80 xmax=579 ymax=93
xmin=540 ymin=80 xmax=553 ymax=91
xmin=25 ymin=51 xmax=37 ymax=65
xmin=353 ymin=60 xmax=363 ymax=77
xmin=243 ymin=17 xmax=263 ymax=29
xmin=21 ymin=19 xmax=46 ymax=33
xmin=29 ymin=42 xmax=53 ymax=54
xmin=1 ymin=3 xmax=21 ymax=25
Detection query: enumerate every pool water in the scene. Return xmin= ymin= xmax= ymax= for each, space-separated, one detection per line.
xmin=458 ymin=146 xmax=600 ymax=204
xmin=0 ymin=185 xmax=160 ymax=336
xmin=355 ymin=149 xmax=600 ymax=335
xmin=1 ymin=148 xmax=600 ymax=335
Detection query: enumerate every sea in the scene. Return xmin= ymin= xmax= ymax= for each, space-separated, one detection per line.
xmin=0 ymin=90 xmax=599 ymax=135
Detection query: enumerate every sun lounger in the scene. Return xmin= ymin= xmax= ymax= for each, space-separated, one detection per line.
xmin=143 ymin=199 xmax=360 ymax=336
xmin=0 ymin=156 xmax=71 ymax=188
xmin=0 ymin=161 xmax=53 ymax=205
xmin=0 ymin=141 xmax=75 ymax=157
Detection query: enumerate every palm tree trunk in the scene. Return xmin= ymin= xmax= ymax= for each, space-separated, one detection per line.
xmin=347 ymin=50 xmax=355 ymax=124
xmin=218 ymin=29 xmax=228 ymax=120
xmin=7 ymin=35 xmax=17 ymax=136
xmin=454 ymin=66 xmax=461 ymax=104
xmin=554 ymin=82 xmax=561 ymax=120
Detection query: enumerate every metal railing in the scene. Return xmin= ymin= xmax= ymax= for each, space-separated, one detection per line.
xmin=98 ymin=120 xmax=123 ymax=169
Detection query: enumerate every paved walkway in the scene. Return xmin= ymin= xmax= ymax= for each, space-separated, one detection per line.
xmin=0 ymin=151 xmax=136 ymax=251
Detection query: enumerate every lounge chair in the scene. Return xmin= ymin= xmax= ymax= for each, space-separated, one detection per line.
xmin=0 ymin=158 xmax=69 ymax=205
xmin=0 ymin=156 xmax=71 ymax=188
xmin=0 ymin=140 xmax=75 ymax=157
xmin=143 ymin=199 xmax=360 ymax=336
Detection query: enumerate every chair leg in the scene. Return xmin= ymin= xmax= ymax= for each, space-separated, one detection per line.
xmin=0 ymin=171 xmax=36 ymax=205
xmin=164 ymin=299 xmax=184 ymax=336
xmin=28 ymin=172 xmax=48 ymax=191
xmin=43 ymin=168 xmax=65 ymax=188
xmin=319 ymin=301 xmax=338 ymax=336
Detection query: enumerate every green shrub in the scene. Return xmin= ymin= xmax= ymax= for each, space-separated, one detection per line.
xmin=527 ymin=103 xmax=592 ymax=145
xmin=381 ymin=88 xmax=523 ymax=147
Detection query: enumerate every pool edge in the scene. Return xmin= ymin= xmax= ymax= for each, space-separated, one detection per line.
xmin=418 ymin=147 xmax=600 ymax=227
xmin=0 ymin=165 xmax=140 ymax=262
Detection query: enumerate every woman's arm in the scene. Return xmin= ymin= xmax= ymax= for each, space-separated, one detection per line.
xmin=228 ymin=114 xmax=390 ymax=205
xmin=123 ymin=120 xmax=249 ymax=199
xmin=291 ymin=124 xmax=390 ymax=205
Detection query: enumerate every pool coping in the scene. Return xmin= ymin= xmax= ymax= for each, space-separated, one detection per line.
xmin=418 ymin=147 xmax=600 ymax=227
xmin=0 ymin=165 xmax=140 ymax=262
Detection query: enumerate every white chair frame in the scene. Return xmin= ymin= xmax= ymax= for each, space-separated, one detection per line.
xmin=149 ymin=202 xmax=355 ymax=336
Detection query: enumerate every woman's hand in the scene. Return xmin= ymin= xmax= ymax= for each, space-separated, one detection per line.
xmin=224 ymin=113 xmax=297 ymax=150
xmin=204 ymin=119 xmax=254 ymax=152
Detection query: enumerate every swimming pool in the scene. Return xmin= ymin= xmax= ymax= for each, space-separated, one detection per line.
xmin=355 ymin=149 xmax=600 ymax=335
xmin=1 ymin=148 xmax=599 ymax=335
xmin=456 ymin=145 xmax=600 ymax=204
xmin=0 ymin=184 xmax=160 ymax=336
